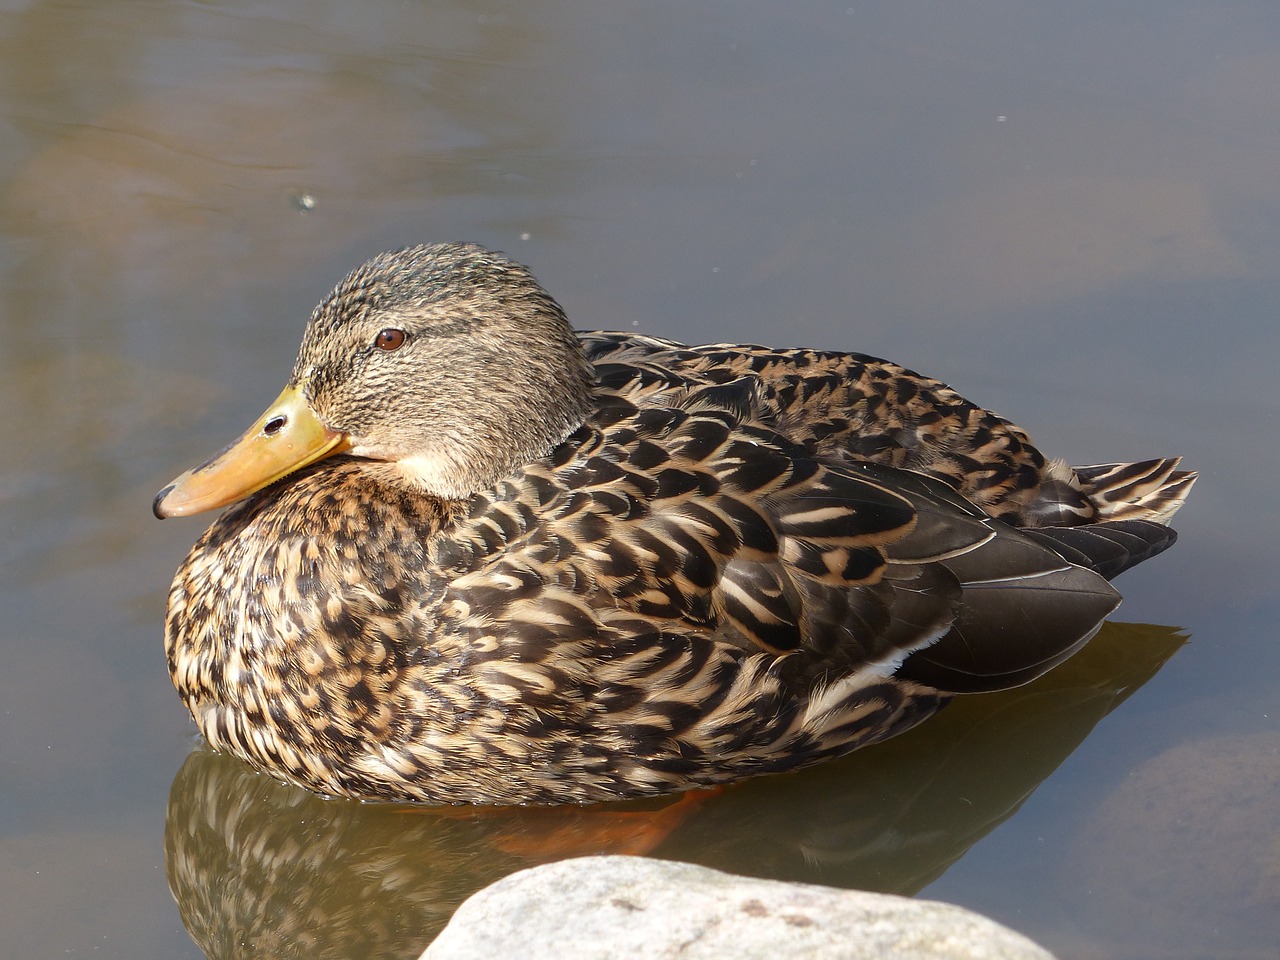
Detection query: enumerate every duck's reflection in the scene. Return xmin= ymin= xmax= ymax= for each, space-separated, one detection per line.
xmin=165 ymin=621 xmax=1185 ymax=960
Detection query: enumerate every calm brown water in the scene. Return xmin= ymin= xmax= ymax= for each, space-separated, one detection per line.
xmin=2 ymin=3 xmax=1276 ymax=958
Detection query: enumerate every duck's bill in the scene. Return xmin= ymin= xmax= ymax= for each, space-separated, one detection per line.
xmin=153 ymin=384 xmax=350 ymax=519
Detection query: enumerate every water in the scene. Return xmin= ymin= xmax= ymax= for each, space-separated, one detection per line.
xmin=2 ymin=3 xmax=1276 ymax=957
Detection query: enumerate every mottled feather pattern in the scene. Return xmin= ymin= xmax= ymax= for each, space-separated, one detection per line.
xmin=159 ymin=244 xmax=1195 ymax=804
xmin=165 ymin=348 xmax=977 ymax=801
xmin=168 ymin=336 xmax=1174 ymax=802
xmin=582 ymin=335 xmax=1060 ymax=519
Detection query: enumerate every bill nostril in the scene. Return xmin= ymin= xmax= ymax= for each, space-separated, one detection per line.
xmin=263 ymin=415 xmax=287 ymax=436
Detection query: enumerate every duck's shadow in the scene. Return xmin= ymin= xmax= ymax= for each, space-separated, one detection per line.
xmin=165 ymin=621 xmax=1185 ymax=960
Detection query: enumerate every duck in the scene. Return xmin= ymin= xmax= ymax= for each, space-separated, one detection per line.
xmin=154 ymin=242 xmax=1195 ymax=805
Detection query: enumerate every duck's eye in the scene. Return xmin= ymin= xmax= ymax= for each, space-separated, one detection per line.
xmin=374 ymin=328 xmax=406 ymax=351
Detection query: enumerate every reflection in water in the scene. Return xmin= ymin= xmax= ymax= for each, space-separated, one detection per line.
xmin=165 ymin=622 xmax=1184 ymax=959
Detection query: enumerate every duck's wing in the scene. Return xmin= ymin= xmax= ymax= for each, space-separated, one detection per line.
xmin=439 ymin=369 xmax=1123 ymax=698
xmin=845 ymin=462 xmax=1121 ymax=693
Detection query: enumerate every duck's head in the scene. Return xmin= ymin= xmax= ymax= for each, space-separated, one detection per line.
xmin=153 ymin=243 xmax=595 ymax=518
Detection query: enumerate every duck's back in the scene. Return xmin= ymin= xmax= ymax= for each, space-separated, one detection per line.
xmin=579 ymin=331 xmax=1194 ymax=531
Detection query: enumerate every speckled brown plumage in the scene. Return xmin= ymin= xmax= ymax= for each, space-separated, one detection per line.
xmin=157 ymin=242 xmax=1195 ymax=804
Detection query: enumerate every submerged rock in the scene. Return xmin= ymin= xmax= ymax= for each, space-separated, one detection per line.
xmin=423 ymin=855 xmax=1055 ymax=960
xmin=1067 ymin=730 xmax=1280 ymax=957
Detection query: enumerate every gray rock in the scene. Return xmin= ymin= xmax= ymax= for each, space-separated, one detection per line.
xmin=423 ymin=855 xmax=1055 ymax=960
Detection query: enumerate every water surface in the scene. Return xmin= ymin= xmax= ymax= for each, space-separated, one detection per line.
xmin=2 ymin=3 xmax=1276 ymax=958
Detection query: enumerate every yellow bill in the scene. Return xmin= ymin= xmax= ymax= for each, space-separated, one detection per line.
xmin=153 ymin=384 xmax=350 ymax=519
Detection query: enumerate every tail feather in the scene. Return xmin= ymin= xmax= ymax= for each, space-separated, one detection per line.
xmin=1073 ymin=457 xmax=1196 ymax=525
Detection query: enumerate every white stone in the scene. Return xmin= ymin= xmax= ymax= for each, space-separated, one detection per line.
xmin=423 ymin=855 xmax=1055 ymax=960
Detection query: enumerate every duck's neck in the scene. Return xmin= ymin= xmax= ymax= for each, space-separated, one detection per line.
xmin=359 ymin=350 xmax=597 ymax=500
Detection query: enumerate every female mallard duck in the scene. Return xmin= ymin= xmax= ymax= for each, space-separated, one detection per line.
xmin=154 ymin=242 xmax=1194 ymax=805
